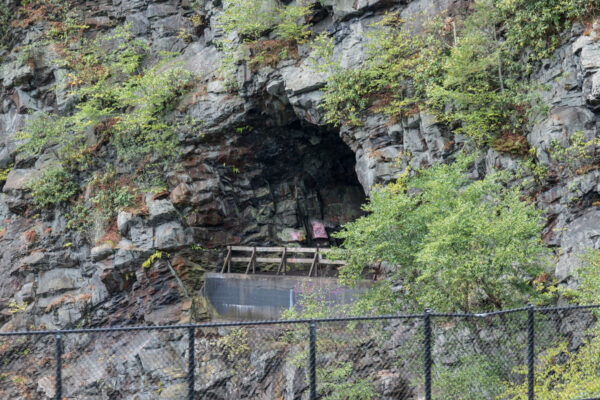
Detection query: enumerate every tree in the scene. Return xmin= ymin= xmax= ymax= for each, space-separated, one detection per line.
xmin=332 ymin=152 xmax=549 ymax=313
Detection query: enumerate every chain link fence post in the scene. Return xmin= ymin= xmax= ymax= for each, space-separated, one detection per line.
xmin=424 ymin=309 xmax=432 ymax=400
xmin=527 ymin=304 xmax=535 ymax=400
xmin=188 ymin=326 xmax=195 ymax=400
xmin=309 ymin=321 xmax=317 ymax=400
xmin=55 ymin=333 xmax=62 ymax=400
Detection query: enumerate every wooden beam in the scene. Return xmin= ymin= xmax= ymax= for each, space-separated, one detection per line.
xmin=230 ymin=246 xmax=331 ymax=253
xmin=276 ymin=247 xmax=287 ymax=275
xmin=230 ymin=257 xmax=344 ymax=265
xmin=221 ymin=246 xmax=232 ymax=273
xmin=308 ymin=250 xmax=319 ymax=277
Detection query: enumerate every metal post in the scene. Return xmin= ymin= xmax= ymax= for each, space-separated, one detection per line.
xmin=188 ymin=327 xmax=195 ymax=400
xmin=309 ymin=321 xmax=317 ymax=400
xmin=527 ymin=304 xmax=535 ymax=400
xmin=55 ymin=334 xmax=62 ymax=400
xmin=424 ymin=309 xmax=432 ymax=400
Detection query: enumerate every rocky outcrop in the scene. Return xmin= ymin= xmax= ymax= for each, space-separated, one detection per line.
xmin=0 ymin=0 xmax=600 ymax=398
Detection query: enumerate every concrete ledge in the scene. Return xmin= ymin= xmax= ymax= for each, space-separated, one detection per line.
xmin=204 ymin=273 xmax=371 ymax=320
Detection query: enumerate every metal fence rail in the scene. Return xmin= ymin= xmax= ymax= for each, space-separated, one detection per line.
xmin=0 ymin=304 xmax=599 ymax=400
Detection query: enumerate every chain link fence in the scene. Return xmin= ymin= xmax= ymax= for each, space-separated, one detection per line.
xmin=0 ymin=304 xmax=598 ymax=399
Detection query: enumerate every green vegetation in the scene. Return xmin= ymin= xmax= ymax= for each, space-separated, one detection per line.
xmin=498 ymin=0 xmax=596 ymax=62
xmin=316 ymin=0 xmax=597 ymax=148
xmin=0 ymin=165 xmax=12 ymax=184
xmin=503 ymin=249 xmax=600 ymax=399
xmin=66 ymin=168 xmax=138 ymax=234
xmin=548 ymin=131 xmax=600 ymax=175
xmin=142 ymin=251 xmax=164 ymax=269
xmin=19 ymin=27 xmax=191 ymax=171
xmin=17 ymin=26 xmax=191 ymax=219
xmin=0 ymin=4 xmax=10 ymax=48
xmin=217 ymin=0 xmax=311 ymax=42
xmin=215 ymin=0 xmax=312 ymax=87
xmin=331 ymin=152 xmax=550 ymax=314
xmin=27 ymin=165 xmax=78 ymax=208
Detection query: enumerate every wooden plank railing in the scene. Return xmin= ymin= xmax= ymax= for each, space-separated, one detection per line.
xmin=221 ymin=246 xmax=345 ymax=277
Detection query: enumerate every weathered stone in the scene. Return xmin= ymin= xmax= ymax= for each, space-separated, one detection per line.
xmin=170 ymin=182 xmax=192 ymax=206
xmin=528 ymin=106 xmax=596 ymax=166
xmin=113 ymin=239 xmax=138 ymax=269
xmin=130 ymin=224 xmax=154 ymax=251
xmin=587 ymin=71 xmax=600 ymax=102
xmin=14 ymin=282 xmax=34 ymax=303
xmin=155 ymin=222 xmax=187 ymax=250
xmin=146 ymin=3 xmax=178 ymax=18
xmin=2 ymin=169 xmax=39 ymax=192
xmin=0 ymin=61 xmax=33 ymax=89
xmin=37 ymin=376 xmax=55 ymax=399
xmin=84 ymin=16 xmax=112 ymax=27
xmin=91 ymin=243 xmax=115 ymax=261
xmin=556 ymin=209 xmax=600 ymax=283
xmin=280 ymin=63 xmax=327 ymax=96
xmin=117 ymin=210 xmax=135 ymax=235
xmin=138 ymin=343 xmax=186 ymax=376
xmin=17 ymin=251 xmax=47 ymax=269
xmin=148 ymin=199 xmax=178 ymax=225
xmin=126 ymin=13 xmax=150 ymax=35
xmin=37 ymin=269 xmax=83 ymax=295
xmin=580 ymin=40 xmax=600 ymax=70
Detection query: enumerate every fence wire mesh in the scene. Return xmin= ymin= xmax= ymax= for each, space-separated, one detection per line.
xmin=0 ymin=334 xmax=46 ymax=399
xmin=0 ymin=305 xmax=599 ymax=399
xmin=315 ymin=319 xmax=423 ymax=399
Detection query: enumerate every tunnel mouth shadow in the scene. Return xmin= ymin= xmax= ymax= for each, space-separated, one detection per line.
xmin=229 ymin=119 xmax=366 ymax=249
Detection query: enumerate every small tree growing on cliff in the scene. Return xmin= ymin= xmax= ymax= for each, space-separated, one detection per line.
xmin=331 ymin=152 xmax=550 ymax=314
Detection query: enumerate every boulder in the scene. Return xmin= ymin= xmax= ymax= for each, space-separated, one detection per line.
xmin=3 ymin=168 xmax=39 ymax=192
xmin=155 ymin=222 xmax=188 ymax=250
xmin=37 ymin=269 xmax=83 ymax=295
xmin=148 ymin=199 xmax=178 ymax=225
xmin=117 ymin=210 xmax=135 ymax=235
xmin=91 ymin=243 xmax=115 ymax=262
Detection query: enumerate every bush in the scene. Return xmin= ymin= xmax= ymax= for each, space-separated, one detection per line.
xmin=331 ymin=152 xmax=550 ymax=313
xmin=215 ymin=0 xmax=312 ymax=87
xmin=27 ymin=165 xmax=78 ymax=208
xmin=497 ymin=0 xmax=598 ymax=63
xmin=67 ymin=167 xmax=137 ymax=235
xmin=18 ymin=27 xmax=191 ymax=175
xmin=317 ymin=0 xmax=595 ymax=147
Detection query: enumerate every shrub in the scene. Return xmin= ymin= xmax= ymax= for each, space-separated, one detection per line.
xmin=27 ymin=165 xmax=78 ymax=208
xmin=215 ymin=0 xmax=312 ymax=87
xmin=317 ymin=0 xmax=595 ymax=147
xmin=497 ymin=0 xmax=598 ymax=63
xmin=331 ymin=152 xmax=550 ymax=313
xmin=18 ymin=27 xmax=191 ymax=176
xmin=67 ymin=167 xmax=137 ymax=234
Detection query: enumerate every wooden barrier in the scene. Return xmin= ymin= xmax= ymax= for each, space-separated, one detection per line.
xmin=221 ymin=246 xmax=345 ymax=277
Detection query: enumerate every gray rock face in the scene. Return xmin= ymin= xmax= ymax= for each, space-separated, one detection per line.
xmin=148 ymin=199 xmax=178 ymax=225
xmin=1 ymin=0 xmax=600 ymax=397
xmin=528 ymin=106 xmax=596 ymax=167
xmin=155 ymin=222 xmax=187 ymax=250
xmin=37 ymin=269 xmax=84 ymax=295
xmin=3 ymin=169 xmax=38 ymax=192
xmin=556 ymin=209 xmax=600 ymax=284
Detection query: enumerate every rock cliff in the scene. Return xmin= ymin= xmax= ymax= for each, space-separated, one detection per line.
xmin=1 ymin=0 xmax=600 ymax=398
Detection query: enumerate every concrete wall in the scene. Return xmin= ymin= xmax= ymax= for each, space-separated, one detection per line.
xmin=204 ymin=273 xmax=371 ymax=320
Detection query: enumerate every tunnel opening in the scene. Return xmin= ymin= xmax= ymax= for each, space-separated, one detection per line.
xmin=231 ymin=119 xmax=366 ymax=250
